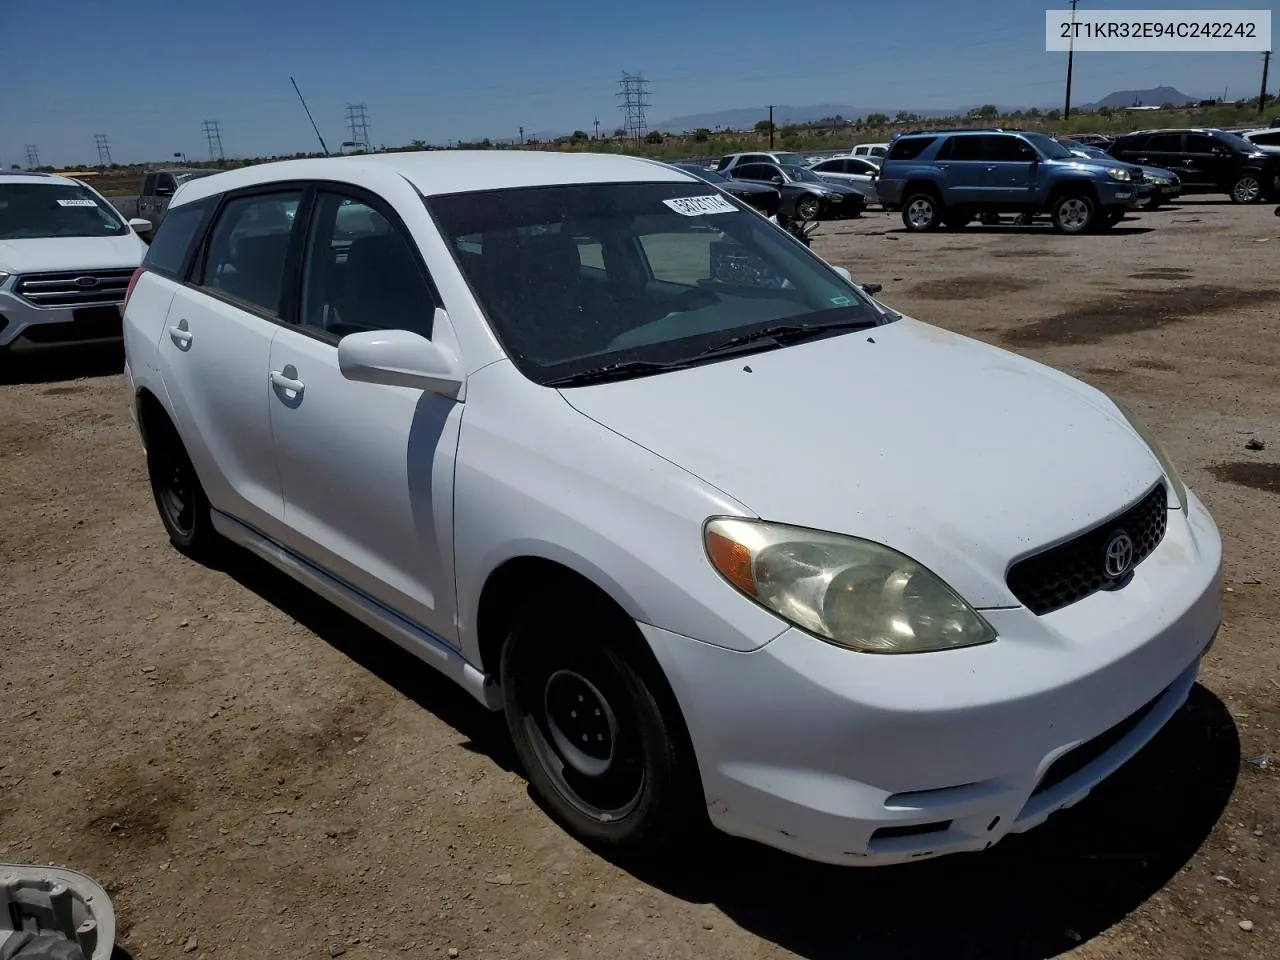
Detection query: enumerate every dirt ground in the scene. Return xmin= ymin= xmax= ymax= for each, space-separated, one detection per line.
xmin=2 ymin=198 xmax=1277 ymax=960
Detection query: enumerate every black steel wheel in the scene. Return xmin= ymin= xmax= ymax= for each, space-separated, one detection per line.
xmin=146 ymin=420 xmax=218 ymax=561
xmin=500 ymin=597 xmax=696 ymax=853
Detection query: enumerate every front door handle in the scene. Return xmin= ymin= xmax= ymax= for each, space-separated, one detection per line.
xmin=270 ymin=369 xmax=305 ymax=394
xmin=168 ymin=319 xmax=192 ymax=348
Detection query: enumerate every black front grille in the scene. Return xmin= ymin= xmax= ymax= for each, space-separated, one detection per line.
xmin=1007 ymin=483 xmax=1169 ymax=616
xmin=20 ymin=306 xmax=122 ymax=344
xmin=1031 ymin=691 xmax=1163 ymax=797
xmin=14 ymin=268 xmax=134 ymax=308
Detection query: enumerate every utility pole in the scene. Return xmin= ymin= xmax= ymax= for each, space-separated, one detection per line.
xmin=345 ymin=104 xmax=371 ymax=152
xmin=519 ymin=126 xmax=524 ymax=145
xmin=1064 ymin=0 xmax=1079 ymax=119
xmin=24 ymin=144 xmax=39 ymax=169
xmin=93 ymin=134 xmax=112 ymax=166
xmin=1260 ymin=51 xmax=1272 ymax=115
xmin=202 ymin=120 xmax=225 ymax=161
xmin=768 ymin=104 xmax=775 ymax=148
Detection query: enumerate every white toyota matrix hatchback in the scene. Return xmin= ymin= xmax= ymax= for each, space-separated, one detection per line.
xmin=121 ymin=151 xmax=1221 ymax=866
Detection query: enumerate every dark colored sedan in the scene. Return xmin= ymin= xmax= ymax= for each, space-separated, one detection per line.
xmin=670 ymin=164 xmax=782 ymax=218
xmin=726 ymin=161 xmax=867 ymax=221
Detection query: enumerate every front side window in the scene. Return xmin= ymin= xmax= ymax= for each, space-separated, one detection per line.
xmin=198 ymin=190 xmax=302 ymax=316
xmin=1185 ymin=134 xmax=1216 ymax=154
xmin=298 ymin=193 xmax=437 ymax=340
xmin=1144 ymin=134 xmax=1182 ymax=152
xmin=1020 ymin=133 xmax=1072 ymax=160
xmin=429 ymin=182 xmax=888 ymax=385
xmin=0 ymin=183 xmax=128 ymax=240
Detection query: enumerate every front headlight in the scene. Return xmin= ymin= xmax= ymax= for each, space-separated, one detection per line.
xmin=0 ymin=271 xmax=10 ymax=286
xmin=1106 ymin=167 xmax=1131 ymax=181
xmin=704 ymin=518 xmax=997 ymax=654
xmin=1109 ymin=396 xmax=1188 ymax=513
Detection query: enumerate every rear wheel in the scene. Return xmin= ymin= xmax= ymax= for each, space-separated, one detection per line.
xmin=145 ymin=419 xmax=218 ymax=561
xmin=1230 ymin=174 xmax=1263 ymax=204
xmin=1051 ymin=192 xmax=1095 ymax=234
xmin=500 ymin=598 xmax=697 ymax=854
xmin=901 ymin=192 xmax=942 ymax=231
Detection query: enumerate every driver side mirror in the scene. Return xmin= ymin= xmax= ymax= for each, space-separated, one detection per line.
xmin=128 ymin=218 xmax=153 ymax=235
xmin=771 ymin=175 xmax=784 ymax=184
xmin=338 ymin=315 xmax=464 ymax=398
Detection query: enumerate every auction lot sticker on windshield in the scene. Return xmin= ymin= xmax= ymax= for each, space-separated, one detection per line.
xmin=56 ymin=198 xmax=98 ymax=207
xmin=664 ymin=195 xmax=739 ymax=216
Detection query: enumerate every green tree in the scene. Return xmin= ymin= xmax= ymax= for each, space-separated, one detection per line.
xmin=1097 ymin=106 xmax=1114 ymax=118
xmin=612 ymin=128 xmax=626 ymax=137
xmin=977 ymin=104 xmax=999 ymax=119
xmin=754 ymin=119 xmax=774 ymax=134
xmin=645 ymin=130 xmax=664 ymax=144
xmin=1046 ymin=108 xmax=1062 ymax=121
xmin=866 ymin=113 xmax=889 ymax=125
xmin=409 ymin=138 xmax=426 ymax=150
xmin=1027 ymin=107 xmax=1042 ymax=118
xmin=693 ymin=127 xmax=711 ymax=141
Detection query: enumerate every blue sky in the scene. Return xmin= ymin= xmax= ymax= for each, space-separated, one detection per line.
xmin=4 ymin=0 xmax=1274 ymax=167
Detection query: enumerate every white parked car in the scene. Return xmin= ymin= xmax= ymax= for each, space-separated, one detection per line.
xmin=807 ymin=155 xmax=883 ymax=200
xmin=122 ymin=151 xmax=1221 ymax=867
xmin=850 ymin=142 xmax=890 ymax=158
xmin=0 ymin=172 xmax=151 ymax=355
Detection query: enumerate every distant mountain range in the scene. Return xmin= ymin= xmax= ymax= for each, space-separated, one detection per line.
xmin=652 ymin=88 xmax=1199 ymax=132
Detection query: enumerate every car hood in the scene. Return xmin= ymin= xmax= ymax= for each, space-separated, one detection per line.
xmin=558 ymin=317 xmax=1166 ymax=608
xmin=0 ymin=234 xmax=146 ymax=274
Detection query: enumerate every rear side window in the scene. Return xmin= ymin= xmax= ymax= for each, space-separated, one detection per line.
xmin=1251 ymin=130 xmax=1280 ymax=145
xmin=198 ymin=190 xmax=303 ymax=316
xmin=1145 ymin=134 xmax=1182 ymax=152
xmin=142 ymin=200 xmax=211 ymax=278
xmin=886 ymin=137 xmax=936 ymax=161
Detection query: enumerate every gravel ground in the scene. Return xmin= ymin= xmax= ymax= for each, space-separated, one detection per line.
xmin=1 ymin=197 xmax=1276 ymax=960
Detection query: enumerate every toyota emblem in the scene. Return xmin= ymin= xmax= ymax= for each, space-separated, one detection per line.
xmin=74 ymin=276 xmax=100 ymax=288
xmin=1103 ymin=530 xmax=1135 ymax=580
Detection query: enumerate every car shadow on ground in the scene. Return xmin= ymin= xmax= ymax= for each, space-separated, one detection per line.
xmin=216 ymin=549 xmax=518 ymax=772
xmin=216 ymin=547 xmax=1238 ymax=960
xmin=622 ymin=683 xmax=1239 ymax=960
xmin=0 ymin=345 xmax=124 ymax=385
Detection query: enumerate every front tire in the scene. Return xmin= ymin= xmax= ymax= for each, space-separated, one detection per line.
xmin=145 ymin=421 xmax=218 ymax=562
xmin=795 ymin=194 xmax=822 ymax=221
xmin=1230 ymin=174 xmax=1263 ymax=204
xmin=1051 ymin=192 xmax=1095 ymax=233
xmin=500 ymin=598 xmax=695 ymax=854
xmin=902 ymin=192 xmax=942 ymax=231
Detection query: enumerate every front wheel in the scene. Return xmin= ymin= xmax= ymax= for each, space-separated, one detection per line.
xmin=901 ymin=192 xmax=942 ymax=231
xmin=1230 ymin=174 xmax=1263 ymax=204
xmin=795 ymin=194 xmax=822 ymax=221
xmin=500 ymin=599 xmax=696 ymax=854
xmin=1051 ymin=192 xmax=1095 ymax=233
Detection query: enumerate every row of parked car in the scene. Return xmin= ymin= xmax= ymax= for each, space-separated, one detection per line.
xmin=681 ymin=125 xmax=1280 ymax=234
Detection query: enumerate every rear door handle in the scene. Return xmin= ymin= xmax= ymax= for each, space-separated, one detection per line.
xmin=270 ymin=369 xmax=305 ymax=394
xmin=168 ymin=319 xmax=192 ymax=348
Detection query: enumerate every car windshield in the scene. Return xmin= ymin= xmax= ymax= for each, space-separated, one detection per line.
xmin=780 ymin=165 xmax=824 ymax=183
xmin=0 ymin=183 xmax=128 ymax=240
xmin=771 ymin=152 xmax=805 ymax=165
xmin=428 ymin=181 xmax=888 ymax=385
xmin=1063 ymin=141 xmax=1110 ymax=159
xmin=1215 ymin=131 xmax=1260 ymax=152
xmin=679 ymin=165 xmax=725 ymax=182
xmin=1023 ymin=133 xmax=1075 ymax=159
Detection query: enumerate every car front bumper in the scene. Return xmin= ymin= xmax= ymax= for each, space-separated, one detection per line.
xmin=1098 ymin=180 xmax=1143 ymax=209
xmin=643 ymin=489 xmax=1221 ymax=866
xmin=0 ymin=287 xmax=125 ymax=353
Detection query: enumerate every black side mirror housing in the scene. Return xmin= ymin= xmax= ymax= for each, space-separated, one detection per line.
xmin=861 ymin=282 xmax=883 ymax=295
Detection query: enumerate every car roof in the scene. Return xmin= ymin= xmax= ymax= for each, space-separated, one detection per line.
xmin=1120 ymin=127 xmax=1221 ymax=136
xmin=0 ymin=171 xmax=79 ymax=186
xmin=171 ymin=150 xmax=694 ymax=206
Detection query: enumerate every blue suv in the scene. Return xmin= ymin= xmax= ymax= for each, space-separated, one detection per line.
xmin=876 ymin=129 xmax=1145 ymax=233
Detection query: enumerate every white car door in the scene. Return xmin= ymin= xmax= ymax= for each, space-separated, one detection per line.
xmin=266 ymin=188 xmax=463 ymax=646
xmin=156 ymin=188 xmax=305 ymax=540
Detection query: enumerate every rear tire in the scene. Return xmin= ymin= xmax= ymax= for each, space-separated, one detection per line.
xmin=500 ymin=597 xmax=697 ymax=855
xmin=145 ymin=419 xmax=219 ymax=562
xmin=1051 ymin=191 xmax=1095 ymax=234
xmin=901 ymin=192 xmax=942 ymax=231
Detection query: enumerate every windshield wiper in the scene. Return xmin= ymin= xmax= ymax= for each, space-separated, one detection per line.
xmin=694 ymin=316 xmax=880 ymax=358
xmin=544 ymin=358 xmax=694 ymax=387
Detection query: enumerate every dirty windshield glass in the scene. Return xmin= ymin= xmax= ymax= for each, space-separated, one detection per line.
xmin=0 ymin=184 xmax=128 ymax=239
xmin=429 ymin=181 xmax=886 ymax=385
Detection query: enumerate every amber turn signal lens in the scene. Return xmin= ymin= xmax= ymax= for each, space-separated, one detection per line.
xmin=706 ymin=530 xmax=757 ymax=596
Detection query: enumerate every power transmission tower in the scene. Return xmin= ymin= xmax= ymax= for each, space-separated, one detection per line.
xmin=617 ymin=72 xmax=650 ymax=142
xmin=202 ymin=120 xmax=225 ymax=161
xmin=24 ymin=144 xmax=39 ymax=169
xmin=1260 ymin=51 xmax=1272 ymax=115
xmin=345 ymin=103 xmax=371 ymax=152
xmin=93 ymin=134 xmax=112 ymax=166
xmin=1064 ymin=0 xmax=1080 ymax=119
xmin=593 ymin=117 xmax=600 ymax=140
